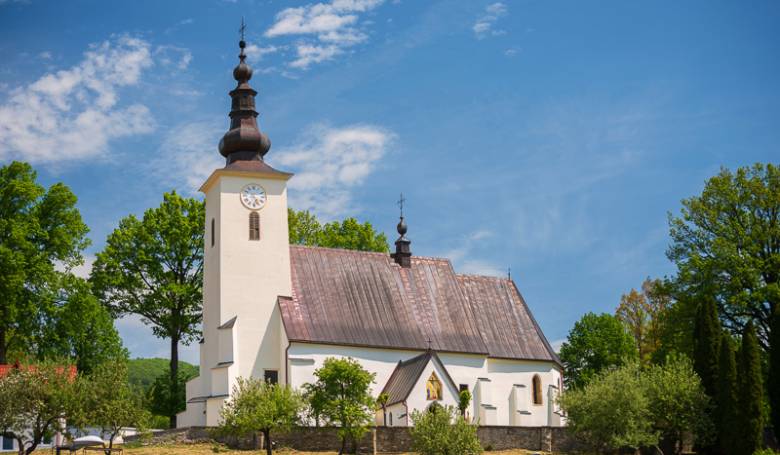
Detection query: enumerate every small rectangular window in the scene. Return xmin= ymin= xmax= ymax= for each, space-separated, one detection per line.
xmin=264 ymin=370 xmax=278 ymax=384
xmin=459 ymin=384 xmax=469 ymax=392
xmin=389 ymin=412 xmax=393 ymax=426
xmin=249 ymin=212 xmax=260 ymax=241
xmin=211 ymin=218 xmax=215 ymax=247
xmin=2 ymin=435 xmax=14 ymax=450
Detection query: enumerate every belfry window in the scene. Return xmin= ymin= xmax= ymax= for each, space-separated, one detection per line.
xmin=532 ymin=374 xmax=543 ymax=405
xmin=426 ymin=372 xmax=442 ymax=400
xmin=249 ymin=212 xmax=260 ymax=240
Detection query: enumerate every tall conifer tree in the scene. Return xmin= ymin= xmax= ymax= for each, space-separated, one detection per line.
xmin=693 ymin=298 xmax=720 ymax=398
xmin=717 ymin=335 xmax=738 ymax=455
xmin=737 ymin=321 xmax=764 ymax=455
xmin=769 ymin=306 xmax=780 ymax=435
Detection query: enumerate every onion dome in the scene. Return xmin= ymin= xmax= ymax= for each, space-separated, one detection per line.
xmin=218 ymin=39 xmax=271 ymax=164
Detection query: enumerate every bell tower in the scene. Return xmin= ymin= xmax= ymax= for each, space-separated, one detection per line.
xmin=178 ymin=26 xmax=293 ymax=427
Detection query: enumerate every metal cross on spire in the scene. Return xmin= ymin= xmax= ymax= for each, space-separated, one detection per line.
xmin=239 ymin=17 xmax=247 ymax=42
xmin=427 ymin=337 xmax=432 ymax=350
xmin=397 ymin=193 xmax=406 ymax=218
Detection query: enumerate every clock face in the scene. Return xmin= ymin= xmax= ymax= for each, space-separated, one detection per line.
xmin=240 ymin=184 xmax=267 ymax=210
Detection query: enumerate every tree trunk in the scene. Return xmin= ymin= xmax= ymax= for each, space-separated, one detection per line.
xmin=169 ymin=332 xmax=180 ymax=428
xmin=339 ymin=437 xmax=346 ymax=455
xmin=263 ymin=430 xmax=272 ymax=455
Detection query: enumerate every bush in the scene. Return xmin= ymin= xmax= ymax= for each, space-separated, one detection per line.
xmin=410 ymin=404 xmax=482 ymax=455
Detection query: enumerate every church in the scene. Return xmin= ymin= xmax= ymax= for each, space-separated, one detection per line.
xmin=178 ymin=39 xmax=565 ymax=429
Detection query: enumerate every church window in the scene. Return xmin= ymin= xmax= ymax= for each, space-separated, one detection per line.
xmin=426 ymin=372 xmax=442 ymax=400
xmin=2 ymin=434 xmax=13 ymax=450
xmin=459 ymin=384 xmax=469 ymax=393
xmin=532 ymin=375 xmax=543 ymax=405
xmin=249 ymin=212 xmax=260 ymax=240
xmin=389 ymin=412 xmax=393 ymax=426
xmin=264 ymin=369 xmax=278 ymax=384
xmin=211 ymin=218 xmax=215 ymax=247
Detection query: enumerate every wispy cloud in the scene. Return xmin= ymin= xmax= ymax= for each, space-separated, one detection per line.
xmin=274 ymin=123 xmax=394 ymax=218
xmin=155 ymin=45 xmax=193 ymax=70
xmin=0 ymin=35 xmax=156 ymax=164
xmin=243 ymin=44 xmax=281 ymax=63
xmin=264 ymin=0 xmax=385 ymax=69
xmin=473 ymin=2 xmax=507 ymax=39
xmin=444 ymin=229 xmax=504 ymax=277
xmin=152 ymin=120 xmax=224 ymax=194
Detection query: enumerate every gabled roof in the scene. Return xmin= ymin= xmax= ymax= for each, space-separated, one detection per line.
xmin=380 ymin=350 xmax=456 ymax=406
xmin=278 ymin=245 xmax=561 ymax=365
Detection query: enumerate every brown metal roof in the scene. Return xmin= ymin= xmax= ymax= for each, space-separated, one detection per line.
xmin=380 ymin=351 xmax=457 ymax=406
xmin=279 ymin=245 xmax=560 ymax=365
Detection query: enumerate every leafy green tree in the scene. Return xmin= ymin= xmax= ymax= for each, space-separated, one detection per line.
xmin=34 ymin=274 xmax=126 ymax=375
xmin=0 ymin=161 xmax=90 ymax=364
xmin=458 ymin=389 xmax=472 ymax=419
xmin=616 ymin=279 xmax=672 ymax=364
xmin=643 ymin=355 xmax=712 ymax=454
xmin=76 ymin=360 xmax=149 ymax=450
xmin=667 ymin=163 xmax=780 ymax=350
xmin=559 ymin=312 xmax=638 ymax=388
xmin=148 ymin=367 xmax=197 ymax=425
xmin=376 ymin=392 xmax=389 ymax=426
xmin=0 ymin=362 xmax=80 ymax=455
xmin=559 ymin=362 xmax=658 ymax=454
xmin=409 ymin=404 xmax=482 ymax=455
xmin=769 ymin=304 xmax=780 ymax=435
xmin=737 ymin=321 xmax=764 ymax=455
xmin=693 ymin=298 xmax=721 ymax=399
xmin=288 ymin=208 xmax=388 ymax=252
xmin=91 ymin=192 xmax=204 ymax=427
xmin=218 ymin=378 xmax=303 ymax=455
xmin=308 ymin=357 xmax=376 ymax=454
xmin=717 ymin=335 xmax=739 ymax=455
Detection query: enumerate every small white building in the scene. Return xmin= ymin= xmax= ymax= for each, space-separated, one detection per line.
xmin=178 ymin=40 xmax=564 ymax=429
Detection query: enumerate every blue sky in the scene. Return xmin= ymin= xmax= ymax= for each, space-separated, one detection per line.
xmin=1 ymin=0 xmax=779 ymax=363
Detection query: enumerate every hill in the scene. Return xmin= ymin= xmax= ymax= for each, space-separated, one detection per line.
xmin=127 ymin=358 xmax=198 ymax=392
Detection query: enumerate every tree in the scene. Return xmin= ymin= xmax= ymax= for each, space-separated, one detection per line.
xmin=301 ymin=381 xmax=327 ymax=427
xmin=34 ymin=274 xmax=126 ymax=375
xmin=409 ymin=404 xmax=482 ymax=455
xmin=147 ymin=367 xmax=197 ymax=424
xmin=717 ymin=335 xmax=739 ymax=455
xmin=693 ymin=298 xmax=721 ymax=399
xmin=667 ymin=163 xmax=780 ymax=350
xmin=616 ymin=279 xmax=671 ymax=363
xmin=91 ymin=192 xmax=204 ymax=427
xmin=737 ymin=321 xmax=764 ymax=455
xmin=643 ymin=355 xmax=712 ymax=454
xmin=376 ymin=392 xmax=389 ymax=426
xmin=458 ymin=389 xmax=472 ymax=419
xmin=307 ymin=357 xmax=376 ymax=454
xmin=0 ymin=362 xmax=79 ymax=455
xmin=288 ymin=208 xmax=389 ymax=252
xmin=558 ymin=312 xmax=638 ymax=388
xmin=770 ymin=304 xmax=780 ymax=437
xmin=559 ymin=362 xmax=658 ymax=454
xmin=76 ymin=360 xmax=148 ymax=450
xmin=218 ymin=378 xmax=303 ymax=455
xmin=0 ymin=161 xmax=89 ymax=364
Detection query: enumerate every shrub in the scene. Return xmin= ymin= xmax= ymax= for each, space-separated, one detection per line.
xmin=410 ymin=404 xmax=482 ymax=455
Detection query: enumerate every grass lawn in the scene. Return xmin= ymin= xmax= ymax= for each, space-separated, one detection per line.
xmin=104 ymin=443 xmax=551 ymax=455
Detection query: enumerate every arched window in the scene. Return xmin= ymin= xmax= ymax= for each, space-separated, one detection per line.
xmin=532 ymin=374 xmax=543 ymax=405
xmin=211 ymin=218 xmax=215 ymax=247
xmin=426 ymin=372 xmax=442 ymax=401
xmin=249 ymin=212 xmax=260 ymax=240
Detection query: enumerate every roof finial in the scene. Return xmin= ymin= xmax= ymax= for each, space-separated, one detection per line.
xmin=391 ymin=193 xmax=412 ymax=267
xmin=239 ymin=16 xmax=246 ymax=42
xmin=508 ymin=266 xmax=511 ymax=280
xmin=427 ymin=337 xmax=432 ymax=351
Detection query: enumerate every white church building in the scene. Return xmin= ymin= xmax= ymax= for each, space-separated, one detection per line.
xmin=178 ymin=39 xmax=564 ymax=429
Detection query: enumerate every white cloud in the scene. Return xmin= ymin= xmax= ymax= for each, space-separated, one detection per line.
xmin=550 ymin=338 xmax=566 ymax=354
xmin=54 ymin=253 xmax=95 ymax=279
xmin=0 ymin=36 xmax=156 ymax=164
xmin=243 ymin=44 xmax=280 ymax=63
xmin=39 ymin=51 xmax=52 ymax=59
xmin=155 ymin=45 xmax=193 ymax=70
xmin=264 ymin=0 xmax=384 ymax=69
xmin=274 ymin=123 xmax=394 ymax=218
xmin=442 ymin=229 xmax=503 ymax=277
xmin=473 ymin=2 xmax=507 ymax=39
xmin=152 ymin=121 xmax=224 ymax=193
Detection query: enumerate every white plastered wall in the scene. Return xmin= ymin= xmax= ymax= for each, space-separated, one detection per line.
xmin=286 ymin=342 xmax=564 ymax=427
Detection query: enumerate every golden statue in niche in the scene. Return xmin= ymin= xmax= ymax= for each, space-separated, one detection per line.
xmin=426 ymin=372 xmax=442 ymax=400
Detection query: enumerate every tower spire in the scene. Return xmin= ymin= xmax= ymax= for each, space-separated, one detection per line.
xmin=218 ymin=20 xmax=271 ymax=165
xmin=391 ymin=193 xmax=412 ymax=268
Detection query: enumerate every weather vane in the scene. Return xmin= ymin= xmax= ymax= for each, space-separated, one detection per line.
xmin=397 ymin=193 xmax=406 ymax=218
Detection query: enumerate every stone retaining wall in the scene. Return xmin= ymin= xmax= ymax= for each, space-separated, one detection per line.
xmin=128 ymin=426 xmax=580 ymax=453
